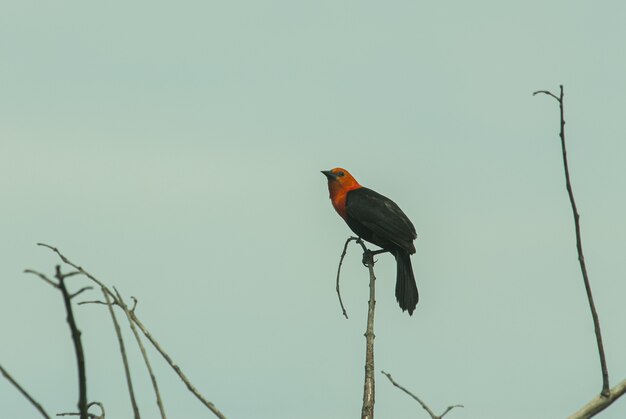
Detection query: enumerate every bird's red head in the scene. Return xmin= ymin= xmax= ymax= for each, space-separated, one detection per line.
xmin=321 ymin=167 xmax=362 ymax=219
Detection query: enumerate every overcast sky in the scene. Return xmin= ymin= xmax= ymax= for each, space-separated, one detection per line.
xmin=2 ymin=1 xmax=626 ymax=418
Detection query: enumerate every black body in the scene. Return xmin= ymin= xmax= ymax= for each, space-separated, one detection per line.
xmin=345 ymin=187 xmax=419 ymax=314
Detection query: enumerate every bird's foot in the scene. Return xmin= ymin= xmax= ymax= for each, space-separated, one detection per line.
xmin=362 ymin=251 xmax=375 ymax=268
xmin=361 ymin=249 xmax=389 ymax=267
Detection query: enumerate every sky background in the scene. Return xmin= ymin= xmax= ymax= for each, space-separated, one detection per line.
xmin=2 ymin=1 xmax=626 ymax=418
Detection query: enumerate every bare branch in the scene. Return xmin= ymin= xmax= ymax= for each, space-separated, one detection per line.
xmin=101 ymin=287 xmax=140 ymax=418
xmin=39 ymin=244 xmax=225 ymax=418
xmin=37 ymin=243 xmax=118 ymax=304
xmin=127 ymin=309 xmax=226 ymax=418
xmin=78 ymin=300 xmax=108 ymax=306
xmin=0 ymin=363 xmax=51 ymax=419
xmin=336 ymin=236 xmax=359 ymax=319
xmin=87 ymin=401 xmax=105 ymax=419
xmin=532 ymin=89 xmax=560 ymax=101
xmin=535 ymin=85 xmax=610 ymax=397
xmin=55 ymin=266 xmax=88 ymax=419
xmin=60 ymin=271 xmax=83 ymax=280
xmin=359 ymin=238 xmax=377 ymax=419
xmin=24 ymin=269 xmax=59 ymax=289
xmin=381 ymin=371 xmax=463 ymax=419
xmin=114 ymin=289 xmax=166 ymax=419
xmin=70 ymin=287 xmax=93 ymax=300
xmin=568 ymin=378 xmax=626 ymax=419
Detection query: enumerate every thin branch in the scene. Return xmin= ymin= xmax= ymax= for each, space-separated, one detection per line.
xmin=381 ymin=371 xmax=463 ymax=419
xmin=0 ymin=363 xmax=51 ymax=419
xmin=101 ymin=287 xmax=140 ymax=419
xmin=55 ymin=265 xmax=88 ymax=419
xmin=70 ymin=287 xmax=93 ymax=300
xmin=532 ymin=90 xmax=560 ymax=101
xmin=86 ymin=401 xmax=105 ymax=419
xmin=40 ymin=244 xmax=226 ymax=419
xmin=78 ymin=300 xmax=108 ymax=306
xmin=24 ymin=269 xmax=59 ymax=289
xmin=535 ymin=85 xmax=610 ymax=397
xmin=37 ymin=243 xmax=117 ymax=302
xmin=130 ymin=297 xmax=138 ymax=313
xmin=127 ymin=309 xmax=226 ymax=418
xmin=114 ymin=290 xmax=166 ymax=419
xmin=336 ymin=236 xmax=359 ymax=319
xmin=568 ymin=378 xmax=626 ymax=419
xmin=359 ymin=238 xmax=377 ymax=419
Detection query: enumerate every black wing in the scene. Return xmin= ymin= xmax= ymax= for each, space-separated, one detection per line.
xmin=346 ymin=187 xmax=416 ymax=253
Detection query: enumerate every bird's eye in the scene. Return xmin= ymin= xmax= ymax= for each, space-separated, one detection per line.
xmin=337 ymin=171 xmax=345 ymax=177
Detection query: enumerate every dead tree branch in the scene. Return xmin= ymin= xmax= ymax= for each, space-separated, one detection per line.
xmin=381 ymin=371 xmax=463 ymax=419
xmin=114 ymin=290 xmax=166 ymax=419
xmin=534 ymin=85 xmax=621 ymax=415
xmin=336 ymin=237 xmax=379 ymax=419
xmin=101 ymin=287 xmax=140 ymax=418
xmin=55 ymin=265 xmax=89 ymax=419
xmin=0 ymin=363 xmax=51 ymax=419
xmin=57 ymin=400 xmax=105 ymax=419
xmin=40 ymin=243 xmax=225 ymax=419
xmin=336 ymin=236 xmax=359 ymax=319
xmin=359 ymin=238 xmax=377 ymax=419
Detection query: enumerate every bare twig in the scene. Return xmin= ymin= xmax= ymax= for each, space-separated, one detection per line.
xmin=101 ymin=287 xmax=140 ymax=419
xmin=70 ymin=287 xmax=93 ymax=300
xmin=55 ymin=265 xmax=88 ymax=419
xmin=114 ymin=290 xmax=166 ymax=419
xmin=24 ymin=269 xmax=59 ymax=289
xmin=568 ymin=378 xmax=626 ymax=419
xmin=381 ymin=371 xmax=463 ymax=419
xmin=0 ymin=363 xmax=51 ymax=419
xmin=87 ymin=401 xmax=105 ymax=419
xmin=40 ymin=243 xmax=226 ymax=419
xmin=358 ymin=238 xmax=377 ymax=419
xmin=57 ymin=399 xmax=105 ymax=419
xmin=127 ymin=309 xmax=226 ymax=418
xmin=534 ymin=85 xmax=610 ymax=397
xmin=336 ymin=236 xmax=359 ymax=319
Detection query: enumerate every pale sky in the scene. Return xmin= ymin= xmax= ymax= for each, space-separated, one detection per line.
xmin=2 ymin=1 xmax=626 ymax=418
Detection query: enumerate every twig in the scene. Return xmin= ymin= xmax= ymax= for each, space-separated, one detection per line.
xmin=114 ymin=290 xmax=166 ymax=419
xmin=70 ymin=287 xmax=93 ymax=300
xmin=568 ymin=378 xmax=626 ymax=419
xmin=336 ymin=236 xmax=359 ymax=319
xmin=101 ymin=287 xmax=140 ymax=418
xmin=127 ymin=309 xmax=226 ymax=418
xmin=87 ymin=401 xmax=105 ymax=419
xmin=0 ymin=363 xmax=51 ymax=419
xmin=55 ymin=265 xmax=88 ymax=419
xmin=24 ymin=269 xmax=59 ymax=289
xmin=381 ymin=371 xmax=463 ymax=419
xmin=534 ymin=85 xmax=610 ymax=397
xmin=358 ymin=238 xmax=377 ymax=419
xmin=40 ymin=243 xmax=226 ymax=419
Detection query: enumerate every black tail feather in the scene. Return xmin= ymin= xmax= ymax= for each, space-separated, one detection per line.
xmin=395 ymin=251 xmax=418 ymax=315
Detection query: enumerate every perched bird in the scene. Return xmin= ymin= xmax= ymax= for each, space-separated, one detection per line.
xmin=322 ymin=168 xmax=419 ymax=315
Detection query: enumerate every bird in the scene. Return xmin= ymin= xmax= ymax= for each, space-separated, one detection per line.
xmin=322 ymin=167 xmax=419 ymax=315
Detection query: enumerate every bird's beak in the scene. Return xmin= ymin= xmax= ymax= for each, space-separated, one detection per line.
xmin=321 ymin=170 xmax=337 ymax=180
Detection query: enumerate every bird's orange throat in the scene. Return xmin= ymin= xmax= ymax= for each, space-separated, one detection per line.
xmin=328 ymin=183 xmax=361 ymax=220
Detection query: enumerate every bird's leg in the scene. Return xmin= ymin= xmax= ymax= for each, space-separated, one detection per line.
xmin=362 ymin=249 xmax=389 ymax=268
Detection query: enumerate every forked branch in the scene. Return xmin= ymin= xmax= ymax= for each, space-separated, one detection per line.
xmin=39 ymin=243 xmax=225 ymax=419
xmin=336 ymin=237 xmax=378 ymax=419
xmin=381 ymin=371 xmax=463 ymax=419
